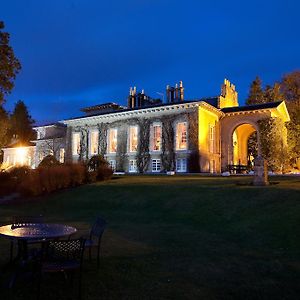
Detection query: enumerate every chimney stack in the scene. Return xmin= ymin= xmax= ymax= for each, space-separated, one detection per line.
xmin=166 ymin=81 xmax=184 ymax=103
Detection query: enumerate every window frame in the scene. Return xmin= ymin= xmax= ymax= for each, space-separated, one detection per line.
xmin=175 ymin=121 xmax=188 ymax=151
xmin=89 ymin=130 xmax=99 ymax=156
xmin=128 ymin=125 xmax=138 ymax=153
xmin=152 ymin=159 xmax=161 ymax=172
xmin=108 ymin=128 xmax=118 ymax=154
xmin=72 ymin=132 xmax=81 ymax=156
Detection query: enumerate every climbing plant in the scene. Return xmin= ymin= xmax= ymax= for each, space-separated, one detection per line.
xmin=136 ymin=119 xmax=151 ymax=173
xmin=161 ymin=116 xmax=176 ymax=171
xmin=97 ymin=122 xmax=108 ymax=156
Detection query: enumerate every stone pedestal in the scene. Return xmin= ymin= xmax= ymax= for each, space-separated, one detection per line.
xmin=253 ymin=156 xmax=269 ymax=186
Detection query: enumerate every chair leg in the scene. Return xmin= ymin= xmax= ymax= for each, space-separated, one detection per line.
xmin=10 ymin=241 xmax=14 ymax=263
xmin=97 ymin=244 xmax=100 ymax=269
xmin=89 ymin=247 xmax=92 ymax=262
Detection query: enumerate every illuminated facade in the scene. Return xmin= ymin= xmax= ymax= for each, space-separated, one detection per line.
xmin=1 ymin=79 xmax=290 ymax=173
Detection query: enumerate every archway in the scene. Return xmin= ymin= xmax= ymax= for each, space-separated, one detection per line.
xmin=232 ymin=123 xmax=257 ymax=167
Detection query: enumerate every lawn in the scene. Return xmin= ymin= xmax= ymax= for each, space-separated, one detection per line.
xmin=0 ymin=175 xmax=299 ymax=299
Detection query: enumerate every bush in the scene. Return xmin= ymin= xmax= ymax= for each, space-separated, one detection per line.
xmin=87 ymin=171 xmax=97 ymax=183
xmin=69 ymin=163 xmax=86 ymax=186
xmin=87 ymin=155 xmax=109 ymax=171
xmin=0 ymin=171 xmax=15 ymax=197
xmin=87 ymin=155 xmax=113 ymax=181
xmin=96 ymin=165 xmax=113 ymax=181
xmin=38 ymin=155 xmax=60 ymax=167
xmin=9 ymin=166 xmax=31 ymax=184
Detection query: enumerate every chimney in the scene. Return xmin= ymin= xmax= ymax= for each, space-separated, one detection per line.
xmin=128 ymin=86 xmax=137 ymax=108
xmin=175 ymin=83 xmax=179 ymax=101
xmin=179 ymin=81 xmax=184 ymax=101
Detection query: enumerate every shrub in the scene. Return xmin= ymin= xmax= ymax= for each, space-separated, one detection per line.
xmin=0 ymin=171 xmax=15 ymax=197
xmin=96 ymin=165 xmax=113 ymax=181
xmin=87 ymin=155 xmax=113 ymax=181
xmin=19 ymin=170 xmax=42 ymax=196
xmin=87 ymin=171 xmax=97 ymax=183
xmin=69 ymin=163 xmax=86 ymax=186
xmin=87 ymin=155 xmax=109 ymax=171
xmin=38 ymin=155 xmax=60 ymax=167
xmin=9 ymin=166 xmax=31 ymax=184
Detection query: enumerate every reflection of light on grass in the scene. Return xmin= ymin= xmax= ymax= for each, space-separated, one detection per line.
xmin=16 ymin=147 xmax=27 ymax=165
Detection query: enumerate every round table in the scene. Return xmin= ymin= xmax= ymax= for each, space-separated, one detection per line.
xmin=0 ymin=223 xmax=77 ymax=240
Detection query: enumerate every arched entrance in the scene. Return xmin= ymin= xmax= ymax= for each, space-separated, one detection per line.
xmin=232 ymin=123 xmax=257 ymax=166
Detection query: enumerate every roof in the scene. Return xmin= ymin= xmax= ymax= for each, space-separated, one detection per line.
xmin=221 ymin=101 xmax=283 ymax=113
xmin=63 ymin=97 xmax=219 ymax=122
xmin=81 ymin=102 xmax=126 ymax=113
xmin=33 ymin=122 xmax=66 ymax=129
xmin=2 ymin=141 xmax=35 ymax=149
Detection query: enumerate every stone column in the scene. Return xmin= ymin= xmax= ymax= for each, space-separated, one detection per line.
xmin=253 ymin=156 xmax=269 ymax=186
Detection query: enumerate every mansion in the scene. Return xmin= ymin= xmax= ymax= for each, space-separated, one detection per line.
xmin=2 ymin=79 xmax=290 ymax=173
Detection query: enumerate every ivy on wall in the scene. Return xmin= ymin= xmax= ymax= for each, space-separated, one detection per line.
xmin=187 ymin=111 xmax=200 ymax=172
xmin=97 ymin=123 xmax=108 ymax=156
xmin=136 ymin=119 xmax=151 ymax=173
xmin=161 ymin=116 xmax=176 ymax=171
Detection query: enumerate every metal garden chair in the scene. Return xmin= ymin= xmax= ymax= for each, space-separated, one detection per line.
xmin=84 ymin=217 xmax=107 ymax=269
xmin=37 ymin=238 xmax=86 ymax=300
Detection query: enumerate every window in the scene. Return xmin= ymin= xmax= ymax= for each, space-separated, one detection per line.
xmin=59 ymin=148 xmax=65 ymax=163
xmin=176 ymin=158 xmax=187 ymax=172
xmin=72 ymin=132 xmax=81 ymax=155
xmin=90 ymin=131 xmax=99 ymax=155
xmin=151 ymin=123 xmax=162 ymax=151
xmin=129 ymin=159 xmax=137 ymax=173
xmin=176 ymin=122 xmax=187 ymax=150
xmin=129 ymin=126 xmax=138 ymax=152
xmin=152 ymin=159 xmax=161 ymax=172
xmin=109 ymin=160 xmax=116 ymax=171
xmin=108 ymin=128 xmax=117 ymax=153
xmin=209 ymin=125 xmax=215 ymax=153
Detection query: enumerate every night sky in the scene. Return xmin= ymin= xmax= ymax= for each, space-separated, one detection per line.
xmin=2 ymin=0 xmax=300 ymax=125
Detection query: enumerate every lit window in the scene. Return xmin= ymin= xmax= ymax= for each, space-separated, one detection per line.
xmin=129 ymin=159 xmax=137 ymax=173
xmin=90 ymin=131 xmax=99 ymax=155
xmin=59 ymin=148 xmax=65 ymax=163
xmin=209 ymin=125 xmax=215 ymax=153
xmin=176 ymin=158 xmax=187 ymax=172
xmin=151 ymin=124 xmax=162 ymax=151
xmin=109 ymin=160 xmax=116 ymax=171
xmin=72 ymin=132 xmax=81 ymax=155
xmin=152 ymin=159 xmax=161 ymax=172
xmin=176 ymin=122 xmax=187 ymax=150
xmin=129 ymin=126 xmax=138 ymax=152
xmin=108 ymin=128 xmax=118 ymax=153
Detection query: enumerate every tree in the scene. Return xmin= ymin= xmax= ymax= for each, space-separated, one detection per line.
xmin=280 ymin=71 xmax=300 ymax=168
xmin=0 ymin=106 xmax=10 ymax=149
xmin=0 ymin=21 xmax=21 ymax=105
xmin=258 ymin=118 xmax=290 ymax=172
xmin=246 ymin=76 xmax=264 ymax=105
xmin=10 ymin=100 xmax=35 ymax=143
xmin=263 ymin=82 xmax=285 ymax=103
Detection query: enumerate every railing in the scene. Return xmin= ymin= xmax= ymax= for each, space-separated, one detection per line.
xmin=227 ymin=164 xmax=251 ymax=174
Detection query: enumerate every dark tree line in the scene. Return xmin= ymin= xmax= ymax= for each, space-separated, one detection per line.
xmin=0 ymin=21 xmax=34 ymax=162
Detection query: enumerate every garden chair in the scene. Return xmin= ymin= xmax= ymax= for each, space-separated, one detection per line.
xmin=84 ymin=217 xmax=107 ymax=269
xmin=10 ymin=215 xmax=44 ymax=262
xmin=37 ymin=238 xmax=86 ymax=300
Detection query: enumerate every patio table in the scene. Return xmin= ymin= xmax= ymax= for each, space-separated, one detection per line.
xmin=0 ymin=223 xmax=77 ymax=288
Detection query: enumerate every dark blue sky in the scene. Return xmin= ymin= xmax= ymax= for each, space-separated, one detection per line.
xmin=2 ymin=0 xmax=300 ymax=124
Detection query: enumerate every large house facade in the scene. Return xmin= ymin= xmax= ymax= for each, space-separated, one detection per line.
xmin=2 ymin=79 xmax=290 ymax=173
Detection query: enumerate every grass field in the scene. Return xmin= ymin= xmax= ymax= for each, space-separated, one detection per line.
xmin=0 ymin=175 xmax=299 ymax=299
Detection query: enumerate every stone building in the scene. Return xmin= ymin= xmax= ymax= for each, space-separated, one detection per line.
xmin=1 ymin=79 xmax=290 ymax=173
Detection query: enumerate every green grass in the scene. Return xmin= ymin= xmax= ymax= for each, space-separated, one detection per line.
xmin=0 ymin=175 xmax=300 ymax=299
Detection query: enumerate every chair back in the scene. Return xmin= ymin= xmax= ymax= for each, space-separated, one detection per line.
xmin=90 ymin=217 xmax=107 ymax=240
xmin=48 ymin=238 xmax=86 ymax=262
